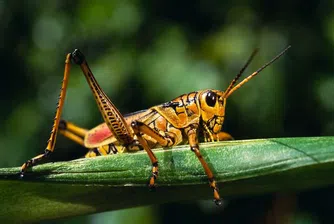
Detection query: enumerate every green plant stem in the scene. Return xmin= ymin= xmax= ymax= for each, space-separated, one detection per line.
xmin=0 ymin=137 xmax=334 ymax=222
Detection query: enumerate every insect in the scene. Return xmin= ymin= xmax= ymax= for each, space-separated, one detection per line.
xmin=21 ymin=46 xmax=290 ymax=205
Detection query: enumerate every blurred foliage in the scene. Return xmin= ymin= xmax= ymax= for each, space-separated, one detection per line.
xmin=0 ymin=0 xmax=333 ymax=223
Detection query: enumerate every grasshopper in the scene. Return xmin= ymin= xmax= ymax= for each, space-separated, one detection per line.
xmin=21 ymin=46 xmax=290 ymax=205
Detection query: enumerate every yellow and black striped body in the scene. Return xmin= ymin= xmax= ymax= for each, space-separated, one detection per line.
xmin=21 ymin=47 xmax=289 ymax=205
xmin=84 ymin=89 xmax=230 ymax=157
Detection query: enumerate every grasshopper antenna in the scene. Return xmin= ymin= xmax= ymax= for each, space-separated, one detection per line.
xmin=224 ymin=45 xmax=291 ymax=99
xmin=223 ymin=48 xmax=259 ymax=98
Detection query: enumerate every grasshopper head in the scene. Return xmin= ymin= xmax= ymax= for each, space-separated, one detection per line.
xmin=199 ymin=89 xmax=226 ymax=134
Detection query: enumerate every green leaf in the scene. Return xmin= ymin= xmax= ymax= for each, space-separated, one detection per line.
xmin=1 ymin=137 xmax=334 ymax=222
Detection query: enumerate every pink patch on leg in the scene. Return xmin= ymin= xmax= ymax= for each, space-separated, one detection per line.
xmin=86 ymin=123 xmax=113 ymax=145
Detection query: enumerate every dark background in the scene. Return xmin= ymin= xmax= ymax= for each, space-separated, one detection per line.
xmin=1 ymin=0 xmax=334 ymax=223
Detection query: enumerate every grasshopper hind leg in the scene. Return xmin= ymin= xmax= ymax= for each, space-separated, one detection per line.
xmin=20 ymin=54 xmax=72 ymax=177
xmin=58 ymin=119 xmax=87 ymax=146
xmin=20 ymin=151 xmax=52 ymax=178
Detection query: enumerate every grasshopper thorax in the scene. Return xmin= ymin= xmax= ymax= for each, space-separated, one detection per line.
xmin=198 ymin=89 xmax=226 ymax=134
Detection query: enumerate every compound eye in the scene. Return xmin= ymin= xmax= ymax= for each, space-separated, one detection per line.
xmin=205 ymin=91 xmax=217 ymax=107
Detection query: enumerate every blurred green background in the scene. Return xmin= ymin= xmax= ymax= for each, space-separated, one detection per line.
xmin=1 ymin=0 xmax=334 ymax=223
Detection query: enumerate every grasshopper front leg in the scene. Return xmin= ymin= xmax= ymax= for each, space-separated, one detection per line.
xmin=186 ymin=124 xmax=222 ymax=205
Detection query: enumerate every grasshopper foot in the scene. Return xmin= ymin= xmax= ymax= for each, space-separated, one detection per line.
xmin=148 ymin=161 xmax=158 ymax=190
xmin=214 ymin=198 xmax=223 ymax=206
xmin=148 ymin=182 xmax=157 ymax=192
xmin=19 ymin=150 xmax=51 ymax=178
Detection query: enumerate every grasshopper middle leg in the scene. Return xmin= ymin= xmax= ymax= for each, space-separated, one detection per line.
xmin=131 ymin=121 xmax=169 ymax=187
xmin=131 ymin=121 xmax=222 ymax=204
